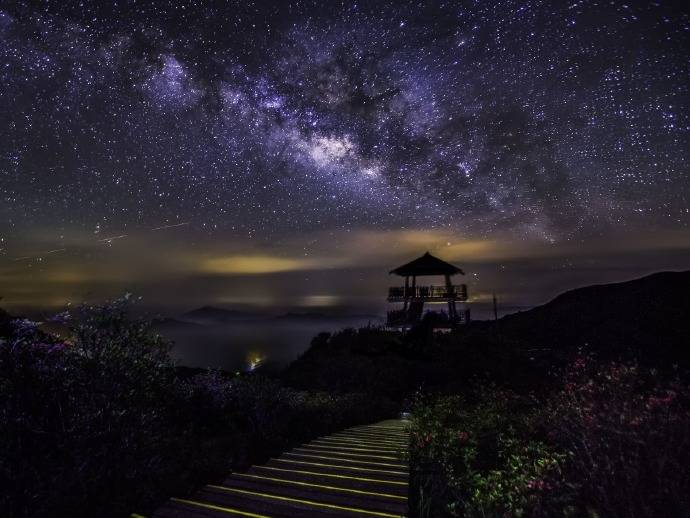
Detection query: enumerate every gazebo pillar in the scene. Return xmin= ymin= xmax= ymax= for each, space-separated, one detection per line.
xmin=445 ymin=274 xmax=457 ymax=320
xmin=403 ymin=276 xmax=410 ymax=310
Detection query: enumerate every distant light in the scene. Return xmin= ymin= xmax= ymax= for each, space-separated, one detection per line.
xmin=247 ymin=353 xmax=266 ymax=371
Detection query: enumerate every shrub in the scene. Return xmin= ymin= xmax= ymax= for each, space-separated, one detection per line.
xmin=0 ymin=299 xmax=181 ymax=517
xmin=411 ymin=388 xmax=571 ymax=517
xmin=0 ymin=298 xmax=396 ymax=517
xmin=186 ymin=373 xmax=397 ymax=463
xmin=544 ymin=355 xmax=690 ymax=517
xmin=410 ymin=357 xmax=690 ymax=517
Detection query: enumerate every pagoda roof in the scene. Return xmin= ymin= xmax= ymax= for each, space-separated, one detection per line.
xmin=389 ymin=252 xmax=464 ymax=276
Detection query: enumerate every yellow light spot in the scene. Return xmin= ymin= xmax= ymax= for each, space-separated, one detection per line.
xmin=300 ymin=294 xmax=342 ymax=306
xmin=202 ymin=255 xmax=318 ymax=274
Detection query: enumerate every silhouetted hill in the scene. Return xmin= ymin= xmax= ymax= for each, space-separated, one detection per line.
xmin=470 ymin=270 xmax=690 ymax=365
xmin=284 ymin=271 xmax=690 ymax=398
xmin=0 ymin=308 xmax=13 ymax=338
xmin=272 ymin=312 xmax=383 ymax=322
xmin=180 ymin=306 xmax=383 ymax=325
xmin=152 ymin=317 xmax=206 ymax=330
xmin=180 ymin=306 xmax=261 ymax=324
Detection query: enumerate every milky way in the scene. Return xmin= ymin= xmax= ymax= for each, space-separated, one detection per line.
xmin=2 ymin=0 xmax=687 ymax=240
xmin=0 ymin=1 xmax=688 ymax=312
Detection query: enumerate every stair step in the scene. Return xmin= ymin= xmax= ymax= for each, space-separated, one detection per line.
xmin=313 ymin=437 xmax=407 ymax=448
xmin=265 ymin=458 xmax=408 ymax=480
xmin=219 ymin=474 xmax=407 ymax=513
xmin=345 ymin=429 xmax=408 ymax=438
xmin=246 ymin=465 xmax=408 ymax=496
xmin=293 ymin=446 xmax=404 ymax=462
xmin=307 ymin=441 xmax=403 ymax=454
xmin=198 ymin=484 xmax=404 ymax=517
xmin=193 ymin=488 xmax=338 ymax=518
xmin=156 ymin=497 xmax=273 ymax=517
xmin=331 ymin=431 xmax=408 ymax=442
xmin=280 ymin=451 xmax=408 ymax=470
xmin=153 ymin=419 xmax=410 ymax=517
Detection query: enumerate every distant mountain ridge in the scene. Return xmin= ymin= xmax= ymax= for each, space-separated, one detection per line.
xmin=180 ymin=306 xmax=262 ymax=324
xmin=272 ymin=312 xmax=383 ymax=322
xmin=180 ymin=306 xmax=383 ymax=325
xmin=472 ymin=270 xmax=690 ymax=365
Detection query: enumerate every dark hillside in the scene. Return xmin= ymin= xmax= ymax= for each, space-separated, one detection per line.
xmin=473 ymin=270 xmax=690 ymax=365
xmin=0 ymin=308 xmax=12 ymax=338
xmin=284 ymin=271 xmax=690 ymax=398
xmin=282 ymin=329 xmax=418 ymax=399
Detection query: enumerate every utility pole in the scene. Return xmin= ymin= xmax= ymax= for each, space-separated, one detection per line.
xmin=493 ymin=292 xmax=501 ymax=344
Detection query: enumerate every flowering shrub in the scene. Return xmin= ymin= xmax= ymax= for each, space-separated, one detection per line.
xmin=544 ymin=354 xmax=690 ymax=517
xmin=410 ymin=356 xmax=690 ymax=517
xmin=0 ymin=299 xmax=395 ymax=518
xmin=411 ymin=389 xmax=570 ymax=517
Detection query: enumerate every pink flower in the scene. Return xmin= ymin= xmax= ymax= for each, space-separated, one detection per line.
xmin=527 ymin=479 xmax=546 ymax=491
xmin=457 ymin=431 xmax=469 ymax=443
xmin=573 ymin=357 xmax=587 ymax=370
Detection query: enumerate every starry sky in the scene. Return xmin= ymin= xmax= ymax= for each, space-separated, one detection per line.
xmin=1 ymin=0 xmax=688 ymax=317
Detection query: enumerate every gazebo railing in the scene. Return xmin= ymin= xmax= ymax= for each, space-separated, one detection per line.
xmin=388 ymin=284 xmax=467 ymax=301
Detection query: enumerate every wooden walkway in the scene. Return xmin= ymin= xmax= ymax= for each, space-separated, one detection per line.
xmin=154 ymin=419 xmax=410 ymax=517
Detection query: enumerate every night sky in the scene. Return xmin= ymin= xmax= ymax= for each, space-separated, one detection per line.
xmin=1 ymin=1 xmax=688 ymax=316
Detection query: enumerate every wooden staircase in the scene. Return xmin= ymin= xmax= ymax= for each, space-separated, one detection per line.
xmin=154 ymin=419 xmax=410 ymax=517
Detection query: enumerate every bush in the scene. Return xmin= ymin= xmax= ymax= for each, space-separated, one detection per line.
xmin=0 ymin=299 xmax=179 ymax=518
xmin=544 ymin=355 xmax=690 ymax=517
xmin=410 ymin=356 xmax=690 ymax=517
xmin=411 ymin=389 xmax=571 ymax=517
xmin=0 ymin=298 xmax=396 ymax=517
xmin=181 ymin=373 xmax=397 ymax=465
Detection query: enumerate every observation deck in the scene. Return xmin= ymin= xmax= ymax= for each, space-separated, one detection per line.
xmin=387 ymin=284 xmax=468 ymax=302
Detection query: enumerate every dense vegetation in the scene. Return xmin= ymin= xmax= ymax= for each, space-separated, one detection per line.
xmin=283 ymin=322 xmax=553 ymax=399
xmin=2 ymin=272 xmax=688 ymax=516
xmin=0 ymin=299 xmax=395 ymax=518
xmin=410 ymin=357 xmax=690 ymax=517
xmin=284 ymin=272 xmax=690 ymax=517
xmin=285 ymin=325 xmax=690 ymax=516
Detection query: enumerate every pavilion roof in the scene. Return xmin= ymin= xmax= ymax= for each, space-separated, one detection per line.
xmin=389 ymin=252 xmax=464 ymax=277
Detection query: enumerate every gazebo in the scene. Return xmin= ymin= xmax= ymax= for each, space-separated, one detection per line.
xmin=386 ymin=252 xmax=469 ymax=329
